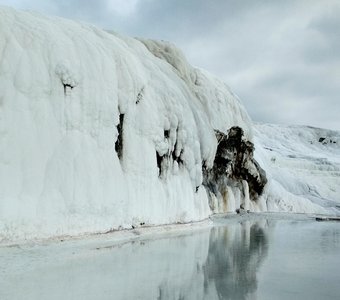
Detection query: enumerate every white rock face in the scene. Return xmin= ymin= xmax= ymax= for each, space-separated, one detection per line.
xmin=255 ymin=123 xmax=340 ymax=214
xmin=0 ymin=7 xmax=252 ymax=241
xmin=1 ymin=7 xmax=339 ymax=242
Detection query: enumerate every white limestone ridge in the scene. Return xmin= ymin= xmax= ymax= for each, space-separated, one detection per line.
xmin=0 ymin=7 xmax=339 ymax=242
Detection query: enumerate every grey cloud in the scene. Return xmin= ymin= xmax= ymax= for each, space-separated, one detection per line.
xmin=125 ymin=0 xmax=298 ymax=45
xmin=256 ymin=68 xmax=340 ymax=99
xmin=41 ymin=0 xmax=119 ymax=27
xmin=304 ymin=7 xmax=340 ymax=64
xmin=309 ymin=6 xmax=340 ymax=36
xmin=0 ymin=0 xmax=125 ymax=28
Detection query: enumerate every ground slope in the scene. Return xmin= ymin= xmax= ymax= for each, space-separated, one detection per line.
xmin=255 ymin=123 xmax=340 ymax=214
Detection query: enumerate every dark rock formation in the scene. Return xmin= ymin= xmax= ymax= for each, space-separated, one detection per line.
xmin=156 ymin=151 xmax=164 ymax=177
xmin=203 ymin=126 xmax=267 ymax=211
xmin=319 ymin=137 xmax=337 ymax=145
xmin=115 ymin=113 xmax=124 ymax=160
xmin=63 ymin=83 xmax=74 ymax=95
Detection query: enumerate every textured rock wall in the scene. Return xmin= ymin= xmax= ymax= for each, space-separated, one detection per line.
xmin=203 ymin=127 xmax=267 ymax=213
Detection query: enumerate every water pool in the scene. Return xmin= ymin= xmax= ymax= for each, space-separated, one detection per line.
xmin=1 ymin=216 xmax=339 ymax=299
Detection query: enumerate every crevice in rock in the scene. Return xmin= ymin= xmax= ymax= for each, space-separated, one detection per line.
xmin=156 ymin=127 xmax=185 ymax=178
xmin=136 ymin=86 xmax=144 ymax=104
xmin=115 ymin=112 xmax=124 ymax=160
xmin=171 ymin=128 xmax=184 ymax=166
xmin=156 ymin=151 xmax=165 ymax=177
xmin=171 ymin=147 xmax=183 ymax=165
xmin=164 ymin=129 xmax=170 ymax=139
xmin=63 ymin=83 xmax=74 ymax=96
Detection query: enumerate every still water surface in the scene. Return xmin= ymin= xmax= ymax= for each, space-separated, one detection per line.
xmin=1 ymin=217 xmax=340 ymax=299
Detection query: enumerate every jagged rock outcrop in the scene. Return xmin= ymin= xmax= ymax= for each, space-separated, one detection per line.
xmin=203 ymin=127 xmax=267 ymax=213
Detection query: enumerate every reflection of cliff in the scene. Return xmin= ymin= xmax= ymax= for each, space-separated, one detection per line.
xmin=203 ymin=221 xmax=269 ymax=300
xmin=1 ymin=220 xmax=270 ymax=300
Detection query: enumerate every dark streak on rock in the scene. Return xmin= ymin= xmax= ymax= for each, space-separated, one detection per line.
xmin=115 ymin=112 xmax=124 ymax=160
xmin=203 ymin=126 xmax=267 ymax=209
xmin=63 ymin=83 xmax=74 ymax=95
xmin=164 ymin=129 xmax=170 ymax=139
xmin=156 ymin=151 xmax=164 ymax=177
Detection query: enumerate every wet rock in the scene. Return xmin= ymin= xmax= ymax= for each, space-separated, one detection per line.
xmin=203 ymin=126 xmax=267 ymax=211
xmin=115 ymin=113 xmax=124 ymax=160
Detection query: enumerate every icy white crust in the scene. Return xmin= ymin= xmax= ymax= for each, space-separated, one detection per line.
xmin=255 ymin=123 xmax=340 ymax=214
xmin=1 ymin=7 xmax=338 ymax=242
xmin=0 ymin=7 xmax=253 ymax=241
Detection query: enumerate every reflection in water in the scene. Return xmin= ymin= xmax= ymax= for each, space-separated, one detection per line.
xmin=3 ymin=219 xmax=340 ymax=299
xmin=204 ymin=221 xmax=269 ymax=299
xmin=1 ymin=219 xmax=270 ymax=300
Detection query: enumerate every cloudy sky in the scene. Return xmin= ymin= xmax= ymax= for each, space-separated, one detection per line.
xmin=1 ymin=0 xmax=339 ymax=130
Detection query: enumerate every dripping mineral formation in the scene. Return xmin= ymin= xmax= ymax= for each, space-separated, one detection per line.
xmin=203 ymin=127 xmax=267 ymax=213
xmin=0 ymin=7 xmax=339 ymax=242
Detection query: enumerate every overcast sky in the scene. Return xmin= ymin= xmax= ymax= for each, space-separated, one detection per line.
xmin=1 ymin=0 xmax=339 ymax=130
